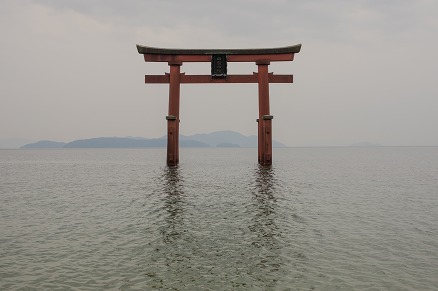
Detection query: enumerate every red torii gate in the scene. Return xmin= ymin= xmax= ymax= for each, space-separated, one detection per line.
xmin=136 ymin=44 xmax=301 ymax=166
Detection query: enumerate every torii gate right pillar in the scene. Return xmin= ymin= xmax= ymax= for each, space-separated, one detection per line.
xmin=166 ymin=62 xmax=181 ymax=166
xmin=257 ymin=60 xmax=272 ymax=166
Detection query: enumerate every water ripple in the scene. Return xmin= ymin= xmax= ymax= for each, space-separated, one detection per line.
xmin=1 ymin=148 xmax=438 ymax=290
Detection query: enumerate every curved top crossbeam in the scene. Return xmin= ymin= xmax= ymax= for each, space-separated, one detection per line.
xmin=136 ymin=44 xmax=301 ymax=55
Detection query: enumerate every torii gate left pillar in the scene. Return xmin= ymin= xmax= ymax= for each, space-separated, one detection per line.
xmin=137 ymin=44 xmax=301 ymax=166
xmin=167 ymin=61 xmax=181 ymax=165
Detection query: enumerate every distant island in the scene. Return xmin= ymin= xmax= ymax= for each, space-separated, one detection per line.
xmin=20 ymin=130 xmax=287 ymax=149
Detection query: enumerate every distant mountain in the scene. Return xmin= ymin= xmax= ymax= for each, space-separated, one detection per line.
xmin=64 ymin=137 xmax=164 ymax=148
xmin=19 ymin=130 xmax=288 ymax=149
xmin=64 ymin=137 xmax=209 ymax=148
xmin=216 ymin=142 xmax=240 ymax=148
xmin=21 ymin=137 xmax=209 ymax=148
xmin=179 ymin=130 xmax=287 ymax=147
xmin=21 ymin=140 xmax=66 ymax=149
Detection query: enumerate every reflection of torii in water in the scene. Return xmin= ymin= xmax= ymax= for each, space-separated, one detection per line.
xmin=161 ymin=166 xmax=185 ymax=244
xmin=250 ymin=165 xmax=279 ymax=247
xmin=136 ymin=44 xmax=301 ymax=166
xmin=248 ymin=165 xmax=309 ymax=287
xmin=246 ymin=165 xmax=283 ymax=287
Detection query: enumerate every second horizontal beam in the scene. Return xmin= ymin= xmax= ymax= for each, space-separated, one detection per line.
xmin=145 ymin=73 xmax=293 ymax=84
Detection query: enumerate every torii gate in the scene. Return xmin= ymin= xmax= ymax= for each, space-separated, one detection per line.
xmin=136 ymin=44 xmax=301 ymax=166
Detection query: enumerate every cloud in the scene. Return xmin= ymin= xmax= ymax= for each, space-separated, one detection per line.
xmin=1 ymin=0 xmax=438 ymax=145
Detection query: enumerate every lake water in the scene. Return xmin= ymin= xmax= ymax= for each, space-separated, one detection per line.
xmin=1 ymin=147 xmax=437 ymax=290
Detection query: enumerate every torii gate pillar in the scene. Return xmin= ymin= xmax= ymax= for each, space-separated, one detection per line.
xmin=257 ymin=60 xmax=272 ymax=165
xmin=137 ymin=44 xmax=301 ymax=166
xmin=166 ymin=62 xmax=181 ymax=165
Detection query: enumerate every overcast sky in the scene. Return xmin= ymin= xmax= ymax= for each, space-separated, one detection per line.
xmin=1 ymin=0 xmax=437 ymax=146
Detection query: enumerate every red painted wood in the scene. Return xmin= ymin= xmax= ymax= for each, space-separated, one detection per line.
xmin=167 ymin=64 xmax=181 ymax=166
xmin=181 ymin=74 xmax=257 ymax=83
xmin=226 ymin=53 xmax=294 ymax=62
xmin=144 ymin=54 xmax=211 ymax=63
xmin=145 ymin=74 xmax=170 ymax=83
xmin=143 ymin=53 xmax=295 ymax=63
xmin=269 ymin=74 xmax=293 ymax=83
xmin=263 ymin=119 xmax=272 ymax=165
xmin=145 ymin=74 xmax=293 ymax=84
xmin=257 ymin=64 xmax=272 ymax=166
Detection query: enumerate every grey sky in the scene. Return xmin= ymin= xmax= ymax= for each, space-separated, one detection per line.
xmin=1 ymin=0 xmax=437 ymax=146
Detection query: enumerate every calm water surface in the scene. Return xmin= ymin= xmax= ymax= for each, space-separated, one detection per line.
xmin=1 ymin=148 xmax=438 ymax=290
